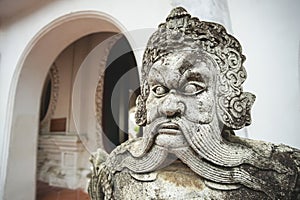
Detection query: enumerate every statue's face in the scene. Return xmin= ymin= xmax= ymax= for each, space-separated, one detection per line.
xmin=145 ymin=51 xmax=217 ymax=149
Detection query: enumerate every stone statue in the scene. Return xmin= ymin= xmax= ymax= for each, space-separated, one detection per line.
xmin=88 ymin=7 xmax=300 ymax=200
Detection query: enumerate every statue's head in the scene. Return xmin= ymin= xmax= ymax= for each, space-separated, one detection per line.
xmin=128 ymin=8 xmax=270 ymax=191
xmin=129 ymin=9 xmax=267 ymax=188
xmin=135 ymin=7 xmax=255 ymax=143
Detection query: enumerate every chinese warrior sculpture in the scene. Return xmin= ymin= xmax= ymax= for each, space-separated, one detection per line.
xmin=88 ymin=7 xmax=300 ymax=200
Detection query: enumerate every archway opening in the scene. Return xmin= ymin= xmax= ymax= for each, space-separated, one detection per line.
xmin=4 ymin=12 xmax=139 ymax=200
xmin=102 ymin=35 xmax=140 ymax=152
xmin=36 ymin=32 xmax=140 ymax=198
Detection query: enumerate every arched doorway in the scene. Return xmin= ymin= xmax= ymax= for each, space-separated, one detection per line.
xmin=102 ymin=35 xmax=140 ymax=152
xmin=36 ymin=31 xmax=140 ymax=198
xmin=4 ymin=11 xmax=139 ymax=200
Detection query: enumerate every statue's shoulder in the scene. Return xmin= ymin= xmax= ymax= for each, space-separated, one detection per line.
xmin=89 ymin=135 xmax=300 ymax=200
xmin=229 ymin=133 xmax=300 ymax=164
xmin=229 ymin=134 xmax=300 ymax=198
xmin=89 ymin=138 xmax=142 ymax=174
xmin=88 ymin=138 xmax=143 ymax=200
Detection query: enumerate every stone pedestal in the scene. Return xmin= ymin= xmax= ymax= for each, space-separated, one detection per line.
xmin=37 ymin=134 xmax=90 ymax=190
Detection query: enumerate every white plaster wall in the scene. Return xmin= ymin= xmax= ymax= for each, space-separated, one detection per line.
xmin=0 ymin=0 xmax=172 ymax=139
xmin=0 ymin=1 xmax=173 ymax=198
xmin=228 ymin=0 xmax=300 ymax=148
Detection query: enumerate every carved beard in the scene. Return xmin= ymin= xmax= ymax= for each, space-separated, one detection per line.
xmin=117 ymin=116 xmax=247 ymax=173
xmin=105 ymin=114 xmax=287 ymax=199
xmin=173 ymin=118 xmax=265 ymax=191
xmin=179 ymin=117 xmax=257 ymax=167
xmin=133 ymin=115 xmax=279 ymax=168
xmin=109 ymin=115 xmax=286 ymax=198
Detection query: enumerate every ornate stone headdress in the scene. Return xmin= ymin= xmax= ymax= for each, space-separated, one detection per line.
xmin=136 ymin=7 xmax=255 ymax=130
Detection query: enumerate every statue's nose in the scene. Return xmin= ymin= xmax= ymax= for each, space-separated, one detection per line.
xmin=160 ymin=91 xmax=185 ymax=117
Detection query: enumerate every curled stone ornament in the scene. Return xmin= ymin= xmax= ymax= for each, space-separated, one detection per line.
xmin=88 ymin=7 xmax=300 ymax=200
xmin=141 ymin=7 xmax=254 ymax=130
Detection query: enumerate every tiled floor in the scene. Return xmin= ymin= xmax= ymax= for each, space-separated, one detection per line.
xmin=36 ymin=181 xmax=90 ymax=200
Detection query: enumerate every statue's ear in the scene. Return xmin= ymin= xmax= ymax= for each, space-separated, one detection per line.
xmin=242 ymin=92 xmax=256 ymax=127
xmin=135 ymin=95 xmax=147 ymax=126
xmin=217 ymin=92 xmax=256 ymax=130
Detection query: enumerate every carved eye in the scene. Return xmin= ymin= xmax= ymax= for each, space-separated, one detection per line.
xmin=182 ymin=81 xmax=206 ymax=95
xmin=152 ymin=85 xmax=169 ymax=97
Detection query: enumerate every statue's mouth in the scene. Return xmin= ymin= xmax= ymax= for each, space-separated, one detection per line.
xmin=157 ymin=122 xmax=181 ymax=135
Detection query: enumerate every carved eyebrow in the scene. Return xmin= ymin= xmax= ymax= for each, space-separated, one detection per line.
xmin=148 ymin=67 xmax=166 ymax=86
xmin=178 ymin=69 xmax=210 ymax=87
xmin=186 ymin=72 xmax=205 ymax=82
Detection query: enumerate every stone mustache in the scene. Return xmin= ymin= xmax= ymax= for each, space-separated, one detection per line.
xmin=88 ymin=7 xmax=300 ymax=200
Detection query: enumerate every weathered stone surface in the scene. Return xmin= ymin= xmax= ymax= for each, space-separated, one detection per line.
xmin=112 ymin=161 xmax=273 ymax=200
xmin=88 ymin=7 xmax=300 ymax=200
xmin=90 ymin=136 xmax=300 ymax=199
